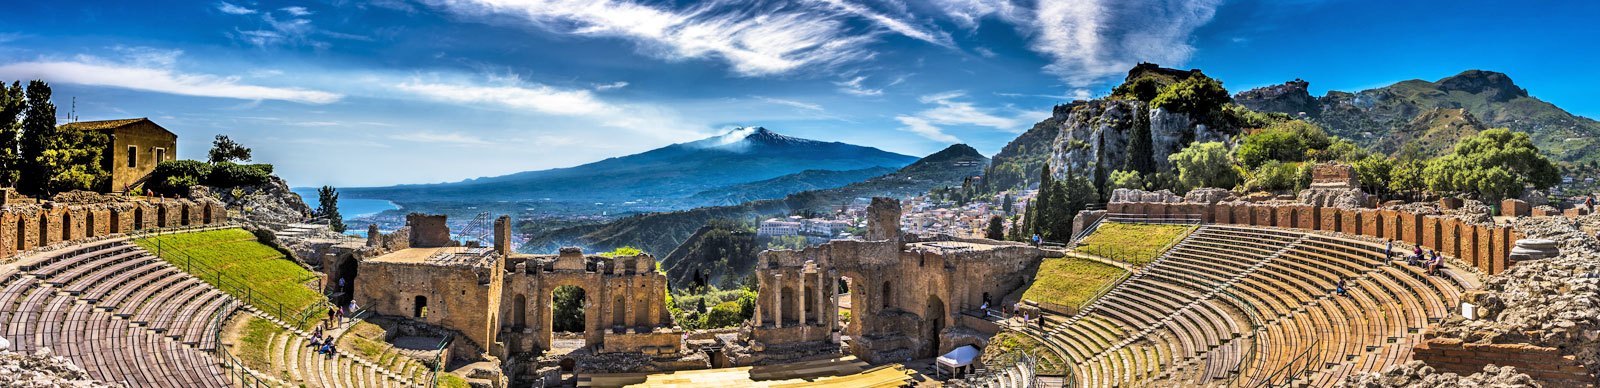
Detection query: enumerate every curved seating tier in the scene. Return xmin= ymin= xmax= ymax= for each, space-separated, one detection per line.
xmin=1040 ymin=224 xmax=1475 ymax=388
xmin=243 ymin=321 xmax=431 ymax=388
xmin=0 ymin=240 xmax=235 ymax=387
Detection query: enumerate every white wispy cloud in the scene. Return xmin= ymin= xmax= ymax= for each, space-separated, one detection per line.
xmin=396 ymin=79 xmax=611 ymax=116
xmin=594 ymin=81 xmax=629 ymax=91
xmin=0 ymin=50 xmax=342 ymax=104
xmin=424 ymin=0 xmax=966 ymax=77
xmin=894 ymin=116 xmax=960 ymax=143
xmin=893 ymin=90 xmax=1047 ymax=143
xmin=390 ymin=131 xmax=493 ymax=145
xmin=927 ymin=0 xmax=1023 ymax=29
xmin=216 ymin=1 xmax=257 ymax=15
xmin=807 ymin=0 xmax=954 ymax=48
xmin=834 ymin=76 xmax=882 ymax=96
xmin=1029 ymin=0 xmax=1220 ymax=87
xmin=754 ymin=96 xmax=824 ymax=112
xmin=280 ymin=6 xmax=313 ymax=16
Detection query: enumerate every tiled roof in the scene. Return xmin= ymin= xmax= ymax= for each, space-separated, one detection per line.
xmin=58 ymin=118 xmax=150 ymax=131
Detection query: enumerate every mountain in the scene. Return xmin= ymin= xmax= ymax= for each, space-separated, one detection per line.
xmin=521 ymin=144 xmax=989 ymax=256
xmin=340 ymin=127 xmax=919 ymax=205
xmin=684 ymin=166 xmax=897 ymax=206
xmin=1235 ymin=70 xmax=1600 ymax=160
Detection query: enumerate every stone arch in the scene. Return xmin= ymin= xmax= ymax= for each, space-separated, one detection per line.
xmin=336 ymin=258 xmax=358 ymax=306
xmin=14 ymin=216 xmax=26 ymax=251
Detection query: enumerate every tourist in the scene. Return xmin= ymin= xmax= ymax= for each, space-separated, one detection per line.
xmin=1385 ymin=240 xmax=1393 ymax=261
xmin=981 ymin=301 xmax=989 ymax=317
xmin=1032 ymin=234 xmax=1040 ymax=248
xmin=348 ymin=301 xmax=360 ymax=321
xmin=1428 ymin=255 xmax=1442 ymax=276
xmin=1335 ymin=278 xmax=1347 ymax=296
xmin=309 ymin=335 xmax=321 ymax=348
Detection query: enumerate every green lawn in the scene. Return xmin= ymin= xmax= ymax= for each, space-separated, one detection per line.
xmin=1075 ymin=223 xmax=1190 ymax=266
xmin=134 ymin=228 xmax=329 ymax=329
xmin=234 ymin=316 xmax=287 ymax=373
xmin=1021 ymin=256 xmax=1126 ymax=310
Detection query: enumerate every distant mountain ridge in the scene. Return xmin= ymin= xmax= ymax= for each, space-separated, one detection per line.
xmin=521 ymin=144 xmax=989 ymax=256
xmin=1236 ymin=70 xmax=1600 ymax=160
xmin=340 ymin=127 xmax=919 ymax=206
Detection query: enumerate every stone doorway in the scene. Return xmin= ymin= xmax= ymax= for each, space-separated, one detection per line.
xmin=925 ymin=295 xmax=945 ymax=357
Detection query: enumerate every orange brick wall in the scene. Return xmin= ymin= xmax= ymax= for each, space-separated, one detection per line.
xmin=1 ymin=200 xmax=228 ymax=262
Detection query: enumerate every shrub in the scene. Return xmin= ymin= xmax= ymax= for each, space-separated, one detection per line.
xmin=699 ymin=301 xmax=744 ymax=328
xmin=148 ymin=160 xmax=213 ymax=194
xmin=1151 ymin=73 xmax=1231 ymax=114
xmin=205 ymin=161 xmax=274 ymax=187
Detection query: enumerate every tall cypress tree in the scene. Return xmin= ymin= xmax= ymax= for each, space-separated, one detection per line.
xmin=0 ymin=81 xmax=25 ymax=187
xmin=317 ymin=185 xmax=346 ymax=233
xmin=18 ymin=80 xmax=55 ymax=193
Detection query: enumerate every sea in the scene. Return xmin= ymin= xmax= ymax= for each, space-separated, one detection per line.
xmin=290 ymin=187 xmax=400 ymax=236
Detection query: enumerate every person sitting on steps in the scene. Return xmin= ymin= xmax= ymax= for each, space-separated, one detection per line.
xmin=1335 ymin=277 xmax=1347 ymax=296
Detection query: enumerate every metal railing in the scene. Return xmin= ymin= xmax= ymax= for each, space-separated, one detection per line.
xmin=209 ymin=300 xmax=276 ymax=387
xmin=1101 ymin=213 xmax=1204 ymax=225
xmin=426 ymin=334 xmax=454 ymax=388
xmin=135 ymin=228 xmax=334 ymax=329
xmin=1246 ymin=337 xmax=1321 ymax=388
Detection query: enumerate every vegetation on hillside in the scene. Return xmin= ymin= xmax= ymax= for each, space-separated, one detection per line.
xmin=1020 ymin=256 xmax=1125 ymax=309
xmin=317 ymin=186 xmax=346 ymax=233
xmin=135 ymin=229 xmax=329 ymax=329
xmin=1076 ymin=223 xmax=1189 ymax=265
xmin=1018 ymin=162 xmax=1097 ymax=242
xmin=147 ymin=159 xmax=275 ymax=194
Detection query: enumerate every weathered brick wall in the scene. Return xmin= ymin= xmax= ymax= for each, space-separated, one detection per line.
xmin=1 ymin=201 xmax=228 ymax=262
xmin=1399 ymin=213 xmax=1422 ymax=245
xmin=1503 ymin=199 xmax=1530 ymax=217
xmin=89 ymin=207 xmax=110 ymax=236
xmin=66 ymin=207 xmax=87 ymax=241
xmin=1341 ymin=209 xmax=1360 ymax=236
xmin=1413 ymin=337 xmax=1594 ymax=388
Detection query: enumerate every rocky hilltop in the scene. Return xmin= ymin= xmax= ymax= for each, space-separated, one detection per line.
xmin=1048 ymin=64 xmax=1238 ymax=183
xmin=1236 ymin=70 xmax=1600 ymax=160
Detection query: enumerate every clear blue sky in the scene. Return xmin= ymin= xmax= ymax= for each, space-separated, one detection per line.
xmin=1 ymin=0 xmax=1594 ymax=187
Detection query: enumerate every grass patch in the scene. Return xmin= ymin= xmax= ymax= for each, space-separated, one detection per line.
xmin=1075 ymin=223 xmax=1189 ymax=265
xmin=135 ymin=228 xmax=328 ymax=329
xmin=985 ymin=332 xmax=1065 ymax=366
xmin=437 ymin=374 xmax=471 ymax=388
xmin=236 ymin=316 xmax=287 ymax=373
xmin=1020 ymin=256 xmax=1125 ymax=309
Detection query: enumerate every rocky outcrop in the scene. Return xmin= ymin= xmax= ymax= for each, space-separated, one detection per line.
xmin=1338 ymin=361 xmax=1541 ymax=388
xmin=1 ymin=349 xmax=125 ymax=388
xmin=1437 ymin=70 xmax=1528 ymax=103
xmin=1048 ymin=100 xmax=1144 ymax=181
xmin=1108 ymin=188 xmax=1180 ymax=203
xmin=202 ymin=175 xmax=310 ymax=227
xmin=1182 ymin=188 xmax=1235 ymax=205
xmin=1234 ymin=79 xmax=1321 ymax=118
xmin=1149 ymin=107 xmax=1229 ymax=169
xmin=1298 ymin=188 xmax=1366 ymax=209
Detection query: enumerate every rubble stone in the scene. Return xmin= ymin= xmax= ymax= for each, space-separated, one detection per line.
xmin=0 ymin=348 xmax=125 ymax=388
xmin=1338 ymin=361 xmax=1542 ymax=388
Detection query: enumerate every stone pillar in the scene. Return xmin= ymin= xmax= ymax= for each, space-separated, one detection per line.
xmin=493 ymin=215 xmax=511 ymax=255
xmin=1476 ymin=225 xmax=1493 ymax=274
xmin=1213 ymin=203 xmax=1232 ymax=224
xmin=773 ymin=274 xmax=784 ymax=328
xmin=754 ymin=274 xmax=765 ymax=327
xmin=0 ymin=212 xmax=16 ymax=259
xmin=798 ymin=272 xmax=807 ymax=325
xmin=1318 ymin=207 xmax=1338 ymax=231
xmin=1458 ymin=223 xmax=1477 ymax=268
xmin=865 ymin=197 xmax=902 ymax=242
xmin=1275 ymin=206 xmax=1294 ymax=228
xmin=1440 ymin=219 xmax=1459 ymax=258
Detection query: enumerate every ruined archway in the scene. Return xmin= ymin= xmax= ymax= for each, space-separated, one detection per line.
xmin=881 ymin=281 xmax=893 ymax=310
xmin=551 ymin=284 xmax=588 ymax=346
xmin=337 ymin=258 xmax=358 ymax=306
xmin=413 ymin=295 xmax=428 ymax=318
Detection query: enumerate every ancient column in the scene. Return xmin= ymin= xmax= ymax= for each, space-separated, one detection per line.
xmin=773 ymin=273 xmax=784 ymax=328
xmin=799 ymin=272 xmax=807 ymax=325
xmin=754 ymin=273 xmax=765 ymax=327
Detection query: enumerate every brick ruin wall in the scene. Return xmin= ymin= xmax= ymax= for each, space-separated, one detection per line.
xmin=1412 ymin=337 xmax=1593 ymax=388
xmin=0 ymin=199 xmax=227 ymax=264
xmin=1107 ymin=201 xmax=1518 ymax=275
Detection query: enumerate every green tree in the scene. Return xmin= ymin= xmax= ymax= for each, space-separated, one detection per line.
xmin=551 ymin=285 xmax=586 ymax=332
xmin=19 ymin=81 xmax=107 ymax=193
xmin=0 ymin=81 xmax=23 ymax=187
xmin=316 ymin=185 xmax=346 ymax=233
xmin=1123 ymin=115 xmax=1154 ymax=174
xmin=699 ymin=301 xmax=745 ymax=329
xmin=1422 ymin=128 xmax=1559 ymax=200
xmin=1111 ymin=77 xmax=1162 ymax=102
xmin=208 ymin=134 xmax=252 ymax=164
xmin=599 ymin=246 xmax=644 ymax=257
xmin=1150 ymin=73 xmax=1231 ymax=114
xmin=1354 ymin=155 xmax=1395 ymax=195
xmin=1168 ymin=142 xmax=1240 ymax=190
xmin=1389 ymin=159 xmax=1426 ymax=197
xmin=1108 ymin=169 xmax=1144 ymax=191
xmin=1002 ymin=193 xmax=1014 ymax=216
xmin=985 ymin=215 xmax=1005 ymax=240
xmin=1244 ymin=161 xmax=1300 ymax=192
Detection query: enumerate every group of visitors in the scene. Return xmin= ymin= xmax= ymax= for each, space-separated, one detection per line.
xmin=307 ymin=326 xmax=337 ymax=358
xmin=322 ymin=300 xmax=362 ymax=330
xmin=1386 ymin=239 xmax=1445 ymax=276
